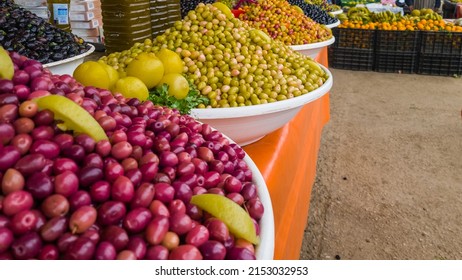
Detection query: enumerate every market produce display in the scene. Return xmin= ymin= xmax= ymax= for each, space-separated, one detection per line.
xmin=323 ymin=4 xmax=342 ymax=12
xmin=238 ymin=0 xmax=333 ymax=45
xmin=0 ymin=48 xmax=266 ymax=260
xmin=0 ymin=1 xmax=89 ymax=64
xmin=338 ymin=7 xmax=462 ymax=31
xmin=99 ymin=3 xmax=329 ymax=109
xmin=305 ymin=0 xmax=341 ymax=12
xmin=340 ymin=0 xmax=378 ymax=7
xmin=288 ymin=0 xmax=338 ymax=25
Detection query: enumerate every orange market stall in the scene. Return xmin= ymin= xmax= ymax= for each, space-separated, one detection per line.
xmin=244 ymin=48 xmax=330 ymax=259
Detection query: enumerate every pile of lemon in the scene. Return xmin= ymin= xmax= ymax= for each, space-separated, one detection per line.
xmin=73 ymin=48 xmax=190 ymax=101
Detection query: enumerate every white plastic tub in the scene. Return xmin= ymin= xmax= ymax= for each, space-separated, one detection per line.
xmin=190 ymin=65 xmax=333 ymax=147
xmin=43 ymin=44 xmax=95 ymax=76
xmin=206 ymin=126 xmax=274 ymax=259
xmin=289 ymin=36 xmax=335 ymax=59
xmin=326 ymin=19 xmax=341 ymax=29
xmin=244 ymin=151 xmax=274 ymax=260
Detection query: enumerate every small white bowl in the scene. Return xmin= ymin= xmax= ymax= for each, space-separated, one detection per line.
xmin=331 ymin=9 xmax=343 ymax=16
xmin=244 ymin=151 xmax=274 ymax=260
xmin=289 ymin=36 xmax=335 ymax=59
xmin=190 ymin=65 xmax=333 ymax=146
xmin=326 ymin=19 xmax=341 ymax=29
xmin=43 ymin=44 xmax=95 ymax=76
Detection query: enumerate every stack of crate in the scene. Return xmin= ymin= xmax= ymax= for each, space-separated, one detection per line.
xmin=69 ymin=0 xmax=104 ymax=43
xmin=13 ymin=0 xmax=50 ymax=20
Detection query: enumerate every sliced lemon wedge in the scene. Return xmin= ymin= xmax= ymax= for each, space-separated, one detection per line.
xmin=191 ymin=194 xmax=260 ymax=245
xmin=34 ymin=95 xmax=108 ymax=142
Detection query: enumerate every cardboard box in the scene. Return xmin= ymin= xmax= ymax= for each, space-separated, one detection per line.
xmin=72 ymin=27 xmax=100 ymax=37
xmin=14 ymin=0 xmax=47 ymax=7
xmin=70 ymin=18 xmax=99 ymax=29
xmin=70 ymin=0 xmax=100 ymax=12
xmin=81 ymin=36 xmax=102 ymax=43
xmin=70 ymin=11 xmax=96 ymax=21
xmin=26 ymin=7 xmax=50 ymax=19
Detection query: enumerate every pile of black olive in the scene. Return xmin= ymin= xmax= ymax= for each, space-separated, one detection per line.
xmin=180 ymin=0 xmax=216 ymax=18
xmin=0 ymin=0 xmax=88 ymax=64
xmin=287 ymin=0 xmax=338 ymax=25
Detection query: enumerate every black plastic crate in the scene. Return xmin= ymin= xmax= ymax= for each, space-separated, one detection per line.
xmin=375 ymin=30 xmax=420 ymax=53
xmin=328 ymin=47 xmax=374 ymax=71
xmin=417 ymin=53 xmax=462 ymax=76
xmin=374 ymin=51 xmax=417 ymax=74
xmin=332 ymin=28 xmax=376 ymax=50
xmin=420 ymin=31 xmax=462 ymax=55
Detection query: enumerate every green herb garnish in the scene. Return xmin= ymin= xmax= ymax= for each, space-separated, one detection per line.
xmin=148 ymin=82 xmax=209 ymax=115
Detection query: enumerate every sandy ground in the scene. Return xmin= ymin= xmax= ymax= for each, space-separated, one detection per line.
xmin=300 ymin=69 xmax=462 ymax=260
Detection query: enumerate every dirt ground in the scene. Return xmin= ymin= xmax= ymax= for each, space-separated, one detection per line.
xmin=300 ymin=69 xmax=462 ymax=260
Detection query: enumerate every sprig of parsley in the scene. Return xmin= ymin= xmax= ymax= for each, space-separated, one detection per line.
xmin=148 ymin=82 xmax=209 ymax=115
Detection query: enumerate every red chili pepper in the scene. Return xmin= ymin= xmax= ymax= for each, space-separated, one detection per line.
xmin=231 ymin=9 xmax=245 ymax=18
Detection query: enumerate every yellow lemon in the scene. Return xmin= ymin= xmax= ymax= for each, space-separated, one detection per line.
xmin=34 ymin=95 xmax=108 ymax=142
xmin=73 ymin=61 xmax=110 ymax=89
xmin=98 ymin=61 xmax=119 ymax=90
xmin=112 ymin=76 xmax=149 ymax=101
xmin=212 ymin=2 xmax=234 ymax=19
xmin=191 ymin=194 xmax=259 ymax=245
xmin=155 ymin=48 xmax=184 ymax=75
xmin=126 ymin=52 xmax=164 ymax=89
xmin=158 ymin=73 xmax=190 ymax=100
xmin=293 ymin=5 xmax=305 ymax=14
xmin=250 ymin=29 xmax=272 ymax=44
xmin=0 ymin=46 xmax=14 ymax=80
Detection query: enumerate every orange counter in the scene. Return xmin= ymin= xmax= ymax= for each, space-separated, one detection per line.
xmin=243 ymin=48 xmax=330 ymax=260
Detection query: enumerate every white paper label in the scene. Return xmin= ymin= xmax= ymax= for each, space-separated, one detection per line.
xmin=53 ymin=3 xmax=69 ymax=25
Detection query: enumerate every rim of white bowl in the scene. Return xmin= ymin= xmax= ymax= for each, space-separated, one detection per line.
xmin=190 ymin=64 xmax=333 ymax=119
xmin=289 ymin=36 xmax=335 ymax=51
xmin=43 ymin=44 xmax=95 ymax=68
xmin=331 ymin=9 xmax=343 ymax=15
xmin=207 ymin=124 xmax=275 ymax=259
xmin=244 ymin=152 xmax=275 ymax=260
xmin=326 ymin=19 xmax=341 ymax=29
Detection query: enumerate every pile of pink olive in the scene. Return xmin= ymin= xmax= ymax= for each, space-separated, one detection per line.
xmin=0 ymin=51 xmax=264 ymax=260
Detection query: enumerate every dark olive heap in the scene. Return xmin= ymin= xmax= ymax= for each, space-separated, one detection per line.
xmin=180 ymin=0 xmax=216 ymax=18
xmin=0 ymin=0 xmax=88 ymax=64
xmin=287 ymin=0 xmax=338 ymax=25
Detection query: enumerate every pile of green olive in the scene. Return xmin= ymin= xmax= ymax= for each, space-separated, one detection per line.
xmin=99 ymin=3 xmax=329 ymax=108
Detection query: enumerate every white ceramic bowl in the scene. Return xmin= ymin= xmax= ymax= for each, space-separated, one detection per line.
xmin=331 ymin=9 xmax=343 ymax=15
xmin=43 ymin=44 xmax=95 ymax=76
xmin=325 ymin=19 xmax=341 ymax=29
xmin=190 ymin=65 xmax=333 ymax=146
xmin=243 ymin=150 xmax=274 ymax=260
xmin=289 ymin=36 xmax=335 ymax=59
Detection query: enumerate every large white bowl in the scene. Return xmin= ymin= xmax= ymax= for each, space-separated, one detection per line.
xmin=43 ymin=44 xmax=95 ymax=76
xmin=325 ymin=19 xmax=341 ymax=29
xmin=244 ymin=150 xmax=274 ymax=260
xmin=190 ymin=65 xmax=333 ymax=146
xmin=289 ymin=36 xmax=335 ymax=59
xmin=206 ymin=125 xmax=274 ymax=259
